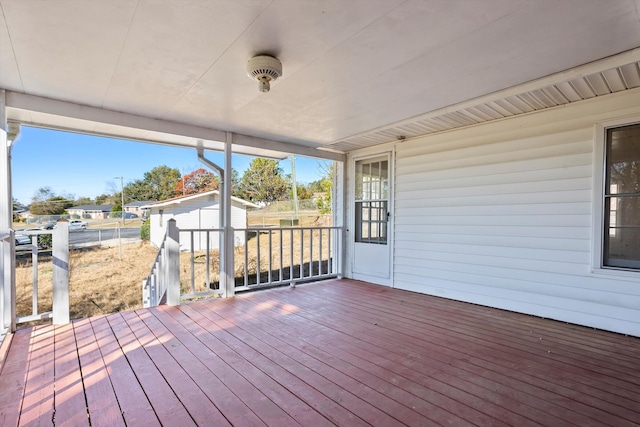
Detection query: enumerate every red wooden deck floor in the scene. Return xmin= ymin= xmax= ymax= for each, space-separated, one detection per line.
xmin=1 ymin=279 xmax=639 ymax=426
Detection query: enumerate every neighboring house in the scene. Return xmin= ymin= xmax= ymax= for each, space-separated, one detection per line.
xmin=67 ymin=205 xmax=112 ymax=219
xmin=124 ymin=201 xmax=154 ymax=218
xmin=143 ymin=191 xmax=258 ymax=251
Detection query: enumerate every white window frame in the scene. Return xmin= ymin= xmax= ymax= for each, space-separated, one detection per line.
xmin=592 ymin=115 xmax=640 ymax=279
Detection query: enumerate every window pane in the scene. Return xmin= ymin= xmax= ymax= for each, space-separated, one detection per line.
xmin=607 ymin=196 xmax=640 ymax=227
xmin=603 ymin=123 xmax=640 ymax=269
xmin=604 ymin=227 xmax=640 ymax=269
xmin=606 ymin=124 xmax=640 ymax=195
xmin=381 ymin=160 xmax=389 ymax=198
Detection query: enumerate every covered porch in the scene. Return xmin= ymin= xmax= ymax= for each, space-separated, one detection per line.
xmin=1 ymin=279 xmax=639 ymax=426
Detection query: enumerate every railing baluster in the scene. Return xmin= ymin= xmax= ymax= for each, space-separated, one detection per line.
xmin=289 ymin=228 xmax=294 ymax=283
xmin=300 ymin=229 xmax=304 ymax=279
xmin=279 ymin=230 xmax=283 ymax=282
xmin=328 ymin=228 xmax=332 ymax=274
xmin=268 ymin=230 xmax=272 ymax=284
xmin=31 ymin=236 xmax=38 ymax=316
xmin=308 ymin=228 xmax=311 ymax=279
xmin=205 ymin=230 xmax=210 ymax=288
xmin=256 ymin=230 xmax=261 ymax=286
xmin=190 ymin=231 xmax=195 ymax=294
xmin=319 ymin=229 xmax=323 ymax=276
xmin=244 ymin=230 xmax=249 ymax=287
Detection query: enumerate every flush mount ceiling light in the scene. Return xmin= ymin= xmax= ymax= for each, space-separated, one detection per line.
xmin=246 ymin=55 xmax=282 ymax=93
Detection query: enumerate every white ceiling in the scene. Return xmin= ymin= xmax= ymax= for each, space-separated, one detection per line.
xmin=1 ymin=0 xmax=640 ymax=158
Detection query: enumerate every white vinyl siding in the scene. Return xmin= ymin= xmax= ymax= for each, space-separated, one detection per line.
xmin=382 ymin=88 xmax=640 ymax=336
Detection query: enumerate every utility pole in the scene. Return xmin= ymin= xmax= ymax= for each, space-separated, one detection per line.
xmin=114 ymin=176 xmax=125 ymax=225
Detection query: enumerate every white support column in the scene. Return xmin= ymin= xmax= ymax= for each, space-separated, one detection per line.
xmin=222 ymin=132 xmax=235 ymax=297
xmin=0 ymin=90 xmax=16 ymax=332
xmin=335 ymin=160 xmax=347 ymax=278
xmin=52 ymin=219 xmax=70 ymax=324
xmin=165 ymin=219 xmax=181 ymax=306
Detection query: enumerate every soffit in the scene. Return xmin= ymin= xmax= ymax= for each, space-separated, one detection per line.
xmin=329 ymin=59 xmax=640 ymax=152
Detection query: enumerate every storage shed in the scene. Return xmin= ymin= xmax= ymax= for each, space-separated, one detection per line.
xmin=143 ymin=191 xmax=258 ymax=251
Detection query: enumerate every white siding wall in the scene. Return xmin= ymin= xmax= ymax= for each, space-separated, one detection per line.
xmin=348 ymin=88 xmax=640 ymax=336
xmin=149 ymin=206 xmax=173 ymax=249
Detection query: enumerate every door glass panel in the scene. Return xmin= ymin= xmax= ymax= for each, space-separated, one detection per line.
xmin=355 ymin=157 xmax=389 ymax=245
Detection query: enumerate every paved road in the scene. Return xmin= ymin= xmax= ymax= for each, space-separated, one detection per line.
xmin=15 ymin=227 xmax=141 ymax=253
xmin=69 ymin=227 xmax=140 ymax=246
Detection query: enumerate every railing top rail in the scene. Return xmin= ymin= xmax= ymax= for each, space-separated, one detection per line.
xmin=0 ymin=229 xmax=13 ymax=241
xmin=178 ymin=226 xmax=343 ymax=232
xmin=242 ymin=226 xmax=343 ymax=232
xmin=178 ymin=228 xmax=224 ymax=233
xmin=13 ymin=229 xmax=53 ymax=236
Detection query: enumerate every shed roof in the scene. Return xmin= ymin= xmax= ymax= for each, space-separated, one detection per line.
xmin=124 ymin=201 xmax=156 ymax=207
xmin=142 ymin=191 xmax=258 ymax=209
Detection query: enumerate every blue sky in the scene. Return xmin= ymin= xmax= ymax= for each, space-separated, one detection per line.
xmin=11 ymin=127 xmax=330 ymax=205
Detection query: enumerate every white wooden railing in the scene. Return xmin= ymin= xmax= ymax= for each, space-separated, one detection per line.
xmin=236 ymin=226 xmax=343 ymax=290
xmin=142 ymin=219 xmax=180 ymax=308
xmin=143 ymin=222 xmax=343 ymax=307
xmin=15 ymin=223 xmax=70 ymax=325
xmin=1 ymin=221 xmax=70 ymax=340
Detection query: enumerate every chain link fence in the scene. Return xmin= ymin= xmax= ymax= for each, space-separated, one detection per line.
xmin=247 ymin=200 xmax=332 ymax=227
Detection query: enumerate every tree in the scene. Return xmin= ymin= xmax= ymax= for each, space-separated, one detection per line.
xmin=124 ymin=165 xmax=182 ymax=201
xmin=230 ymin=168 xmax=240 ymax=196
xmin=237 ymin=158 xmax=288 ymax=203
xmin=123 ymin=180 xmax=154 ymax=202
xmin=144 ymin=166 xmax=181 ymax=200
xmin=74 ymin=196 xmax=94 ymax=206
xmin=309 ymin=162 xmax=334 ymax=214
xmin=111 ymin=194 xmax=123 ymax=214
xmin=176 ymin=168 xmax=218 ymax=195
xmin=95 ymin=193 xmax=111 ymax=205
xmin=30 ymin=187 xmax=73 ymax=215
xmin=292 ymin=184 xmax=313 ymax=200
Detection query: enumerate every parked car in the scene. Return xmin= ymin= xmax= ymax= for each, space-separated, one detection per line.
xmin=68 ymin=219 xmax=88 ymax=231
xmin=124 ymin=212 xmax=139 ymax=219
xmin=15 ymin=233 xmax=31 ymax=245
xmin=43 ymin=222 xmax=56 ymax=230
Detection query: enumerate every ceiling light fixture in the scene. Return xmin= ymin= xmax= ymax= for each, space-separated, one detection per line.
xmin=246 ymin=55 xmax=282 ymax=93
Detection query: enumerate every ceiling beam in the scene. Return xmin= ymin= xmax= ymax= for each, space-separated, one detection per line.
xmin=4 ymin=91 xmax=345 ymax=162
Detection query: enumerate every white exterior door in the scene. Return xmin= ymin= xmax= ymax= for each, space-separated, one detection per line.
xmin=352 ymin=154 xmax=392 ymax=285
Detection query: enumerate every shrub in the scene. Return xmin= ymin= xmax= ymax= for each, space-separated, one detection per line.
xmin=38 ymin=234 xmax=52 ymax=249
xmin=140 ymin=219 xmax=150 ymax=241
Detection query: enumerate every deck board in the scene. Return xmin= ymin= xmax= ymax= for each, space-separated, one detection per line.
xmin=72 ymin=318 xmax=125 ymax=427
xmin=1 ymin=279 xmax=640 ymax=426
xmin=89 ymin=315 xmax=160 ymax=426
xmin=19 ymin=325 xmax=55 ymax=427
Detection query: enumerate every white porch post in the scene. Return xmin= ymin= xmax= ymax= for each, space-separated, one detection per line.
xmin=165 ymin=219 xmax=181 ymax=306
xmin=222 ymin=132 xmax=235 ymax=297
xmin=0 ymin=89 xmax=16 ymax=332
xmin=335 ymin=160 xmax=346 ymax=279
xmin=52 ymin=219 xmax=70 ymax=324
